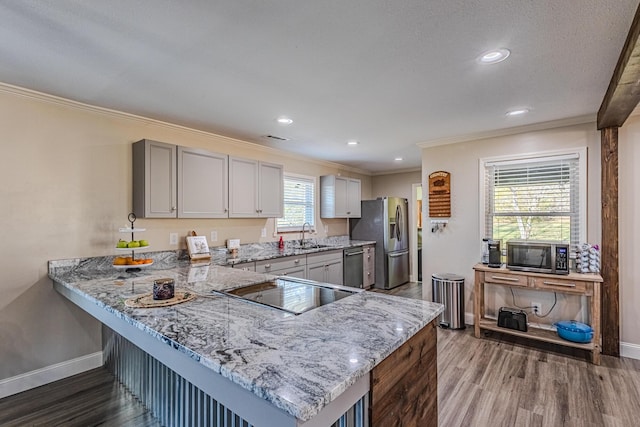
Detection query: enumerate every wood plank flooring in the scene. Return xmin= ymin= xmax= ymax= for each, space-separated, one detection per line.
xmin=0 ymin=367 xmax=160 ymax=427
xmin=1 ymin=281 xmax=639 ymax=426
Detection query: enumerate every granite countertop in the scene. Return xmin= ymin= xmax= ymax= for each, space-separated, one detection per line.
xmin=211 ymin=236 xmax=376 ymax=265
xmin=49 ymin=250 xmax=442 ymax=422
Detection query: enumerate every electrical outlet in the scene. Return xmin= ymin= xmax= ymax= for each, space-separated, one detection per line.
xmin=211 ymin=230 xmax=218 ymax=242
xmin=261 ymin=228 xmax=267 ymax=238
xmin=532 ymin=302 xmax=541 ymax=316
xmin=169 ymin=233 xmax=178 ymax=245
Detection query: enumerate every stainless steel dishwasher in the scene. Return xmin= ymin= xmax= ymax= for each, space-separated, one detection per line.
xmin=343 ymin=247 xmax=364 ymax=288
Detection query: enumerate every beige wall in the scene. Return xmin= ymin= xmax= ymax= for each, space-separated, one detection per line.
xmin=0 ymin=85 xmax=372 ymax=381
xmin=420 ymin=122 xmax=622 ymax=340
xmin=618 ymin=114 xmax=640 ymax=350
xmin=422 ymin=119 xmax=640 ymax=351
xmin=371 ymin=170 xmax=421 ymax=200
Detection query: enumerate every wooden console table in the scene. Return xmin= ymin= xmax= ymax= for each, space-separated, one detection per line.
xmin=473 ymin=264 xmax=603 ymax=364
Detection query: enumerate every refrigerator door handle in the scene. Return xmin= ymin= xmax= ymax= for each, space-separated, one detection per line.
xmin=395 ymin=205 xmax=401 ymax=240
xmin=388 ymin=251 xmax=408 ymax=258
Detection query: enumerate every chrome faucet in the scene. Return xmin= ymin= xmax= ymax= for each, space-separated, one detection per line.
xmin=300 ymin=222 xmax=312 ymax=247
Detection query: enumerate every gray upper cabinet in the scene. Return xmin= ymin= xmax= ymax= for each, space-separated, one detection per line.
xmin=133 ymin=139 xmax=177 ymax=218
xmin=320 ymin=175 xmax=361 ymax=218
xmin=229 ymin=157 xmax=283 ymax=218
xmin=177 ymin=146 xmax=228 ymax=218
xmin=133 ymin=140 xmax=283 ymax=219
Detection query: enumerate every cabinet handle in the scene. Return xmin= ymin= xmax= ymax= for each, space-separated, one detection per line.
xmin=171 ymin=206 xmax=176 ymax=211
xmin=256 ymin=209 xmax=260 ymax=213
xmin=294 ymin=259 xmax=300 ymax=264
xmin=489 ymin=275 xmax=520 ymax=282
xmin=542 ymin=281 xmax=576 ymax=288
xmin=264 ymin=264 xmax=271 ymax=269
xmin=347 ymin=211 xmax=351 ymax=215
xmin=224 ymin=208 xmax=228 ymax=213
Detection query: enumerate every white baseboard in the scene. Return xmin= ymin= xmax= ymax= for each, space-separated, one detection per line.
xmin=621 ymin=342 xmax=640 ymax=360
xmin=0 ymin=351 xmax=103 ymax=399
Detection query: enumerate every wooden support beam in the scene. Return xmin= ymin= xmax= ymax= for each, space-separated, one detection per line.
xmin=597 ymin=2 xmax=640 ymax=129
xmin=600 ymin=127 xmax=619 ymax=357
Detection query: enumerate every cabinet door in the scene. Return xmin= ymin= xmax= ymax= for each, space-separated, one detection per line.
xmin=364 ymin=246 xmax=375 ymax=287
xmin=133 ymin=139 xmax=177 ymax=218
xmin=325 ymin=259 xmax=344 ymax=285
xmin=178 ymin=147 xmax=228 ymax=218
xmin=347 ymin=179 xmax=361 ymax=217
xmin=334 ymin=177 xmax=349 ymax=217
xmin=258 ymin=162 xmax=284 ymax=218
xmin=307 ymin=263 xmax=326 ymax=282
xmin=229 ymin=157 xmax=259 ymax=217
xmin=276 ymin=266 xmax=306 ymax=279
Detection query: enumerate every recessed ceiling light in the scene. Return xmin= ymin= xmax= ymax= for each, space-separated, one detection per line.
xmin=347 ymin=140 xmax=359 ymax=146
xmin=276 ymin=116 xmax=293 ymax=125
xmin=394 ymin=157 xmax=403 ymax=161
xmin=506 ymin=108 xmax=529 ymax=116
xmin=478 ymin=48 xmax=510 ymax=64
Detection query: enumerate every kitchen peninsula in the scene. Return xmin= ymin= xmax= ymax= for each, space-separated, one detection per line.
xmin=49 ymin=248 xmax=443 ymax=427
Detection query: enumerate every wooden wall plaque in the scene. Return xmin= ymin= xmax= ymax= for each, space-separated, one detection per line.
xmin=428 ymin=171 xmax=451 ymax=217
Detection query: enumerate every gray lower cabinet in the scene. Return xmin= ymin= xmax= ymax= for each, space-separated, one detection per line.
xmin=363 ymin=245 xmax=375 ymax=288
xmin=256 ymin=255 xmax=306 ymax=278
xmin=306 ymin=250 xmax=344 ymax=285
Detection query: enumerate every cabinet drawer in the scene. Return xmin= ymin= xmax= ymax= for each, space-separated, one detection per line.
xmin=306 ymin=249 xmax=343 ymax=265
xmin=483 ymin=272 xmax=528 ymax=287
xmin=532 ymin=277 xmax=587 ymax=293
xmin=256 ymin=255 xmax=305 ymax=273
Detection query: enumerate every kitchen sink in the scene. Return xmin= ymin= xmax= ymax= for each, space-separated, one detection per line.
xmin=292 ymin=243 xmax=333 ymax=250
xmin=219 ymin=278 xmax=359 ymax=315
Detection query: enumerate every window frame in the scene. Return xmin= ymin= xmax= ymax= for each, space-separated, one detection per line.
xmin=277 ymin=172 xmax=317 ymax=233
xmin=478 ymin=147 xmax=587 ymax=248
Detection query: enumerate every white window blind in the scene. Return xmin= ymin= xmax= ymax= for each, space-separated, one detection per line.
xmin=484 ymin=153 xmax=582 ymax=248
xmin=277 ymin=174 xmax=315 ymax=231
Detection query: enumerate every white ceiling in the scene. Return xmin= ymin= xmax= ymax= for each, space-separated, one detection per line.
xmin=0 ymin=1 xmax=637 ymax=173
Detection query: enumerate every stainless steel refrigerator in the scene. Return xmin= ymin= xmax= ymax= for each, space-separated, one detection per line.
xmin=349 ymin=197 xmax=409 ymax=289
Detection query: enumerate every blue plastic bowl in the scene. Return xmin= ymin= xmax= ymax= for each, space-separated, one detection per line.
xmin=554 ymin=320 xmax=594 ymax=343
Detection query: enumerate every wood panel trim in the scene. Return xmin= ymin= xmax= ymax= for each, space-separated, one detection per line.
xmin=601 ymin=127 xmax=620 ymax=356
xmin=597 ymin=3 xmax=640 ymax=129
xmin=370 ymin=321 xmax=438 ymax=426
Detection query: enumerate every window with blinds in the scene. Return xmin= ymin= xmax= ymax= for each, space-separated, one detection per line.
xmin=483 ymin=151 xmax=585 ymax=249
xmin=277 ymin=174 xmax=315 ymax=231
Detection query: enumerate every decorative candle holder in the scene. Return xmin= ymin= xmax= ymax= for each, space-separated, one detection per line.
xmin=153 ymin=278 xmax=175 ymax=300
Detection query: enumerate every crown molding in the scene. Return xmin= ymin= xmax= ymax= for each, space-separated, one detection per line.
xmin=0 ymin=81 xmax=371 ymax=176
xmin=371 ymin=167 xmax=422 ymax=177
xmin=416 ymin=114 xmax=596 ymax=149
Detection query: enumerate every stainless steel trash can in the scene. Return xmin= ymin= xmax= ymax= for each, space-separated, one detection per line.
xmin=432 ymin=273 xmax=465 ymax=329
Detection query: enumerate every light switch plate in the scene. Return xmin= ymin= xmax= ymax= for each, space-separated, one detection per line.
xmin=211 ymin=230 xmax=218 ymax=242
xmin=169 ymin=233 xmax=178 ymax=245
xmin=261 ymin=228 xmax=267 ymax=238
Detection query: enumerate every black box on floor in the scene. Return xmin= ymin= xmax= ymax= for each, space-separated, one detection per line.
xmin=497 ymin=307 xmax=528 ymax=332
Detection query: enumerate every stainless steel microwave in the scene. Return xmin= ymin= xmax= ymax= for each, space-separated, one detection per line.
xmin=506 ymin=240 xmax=570 ymax=275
